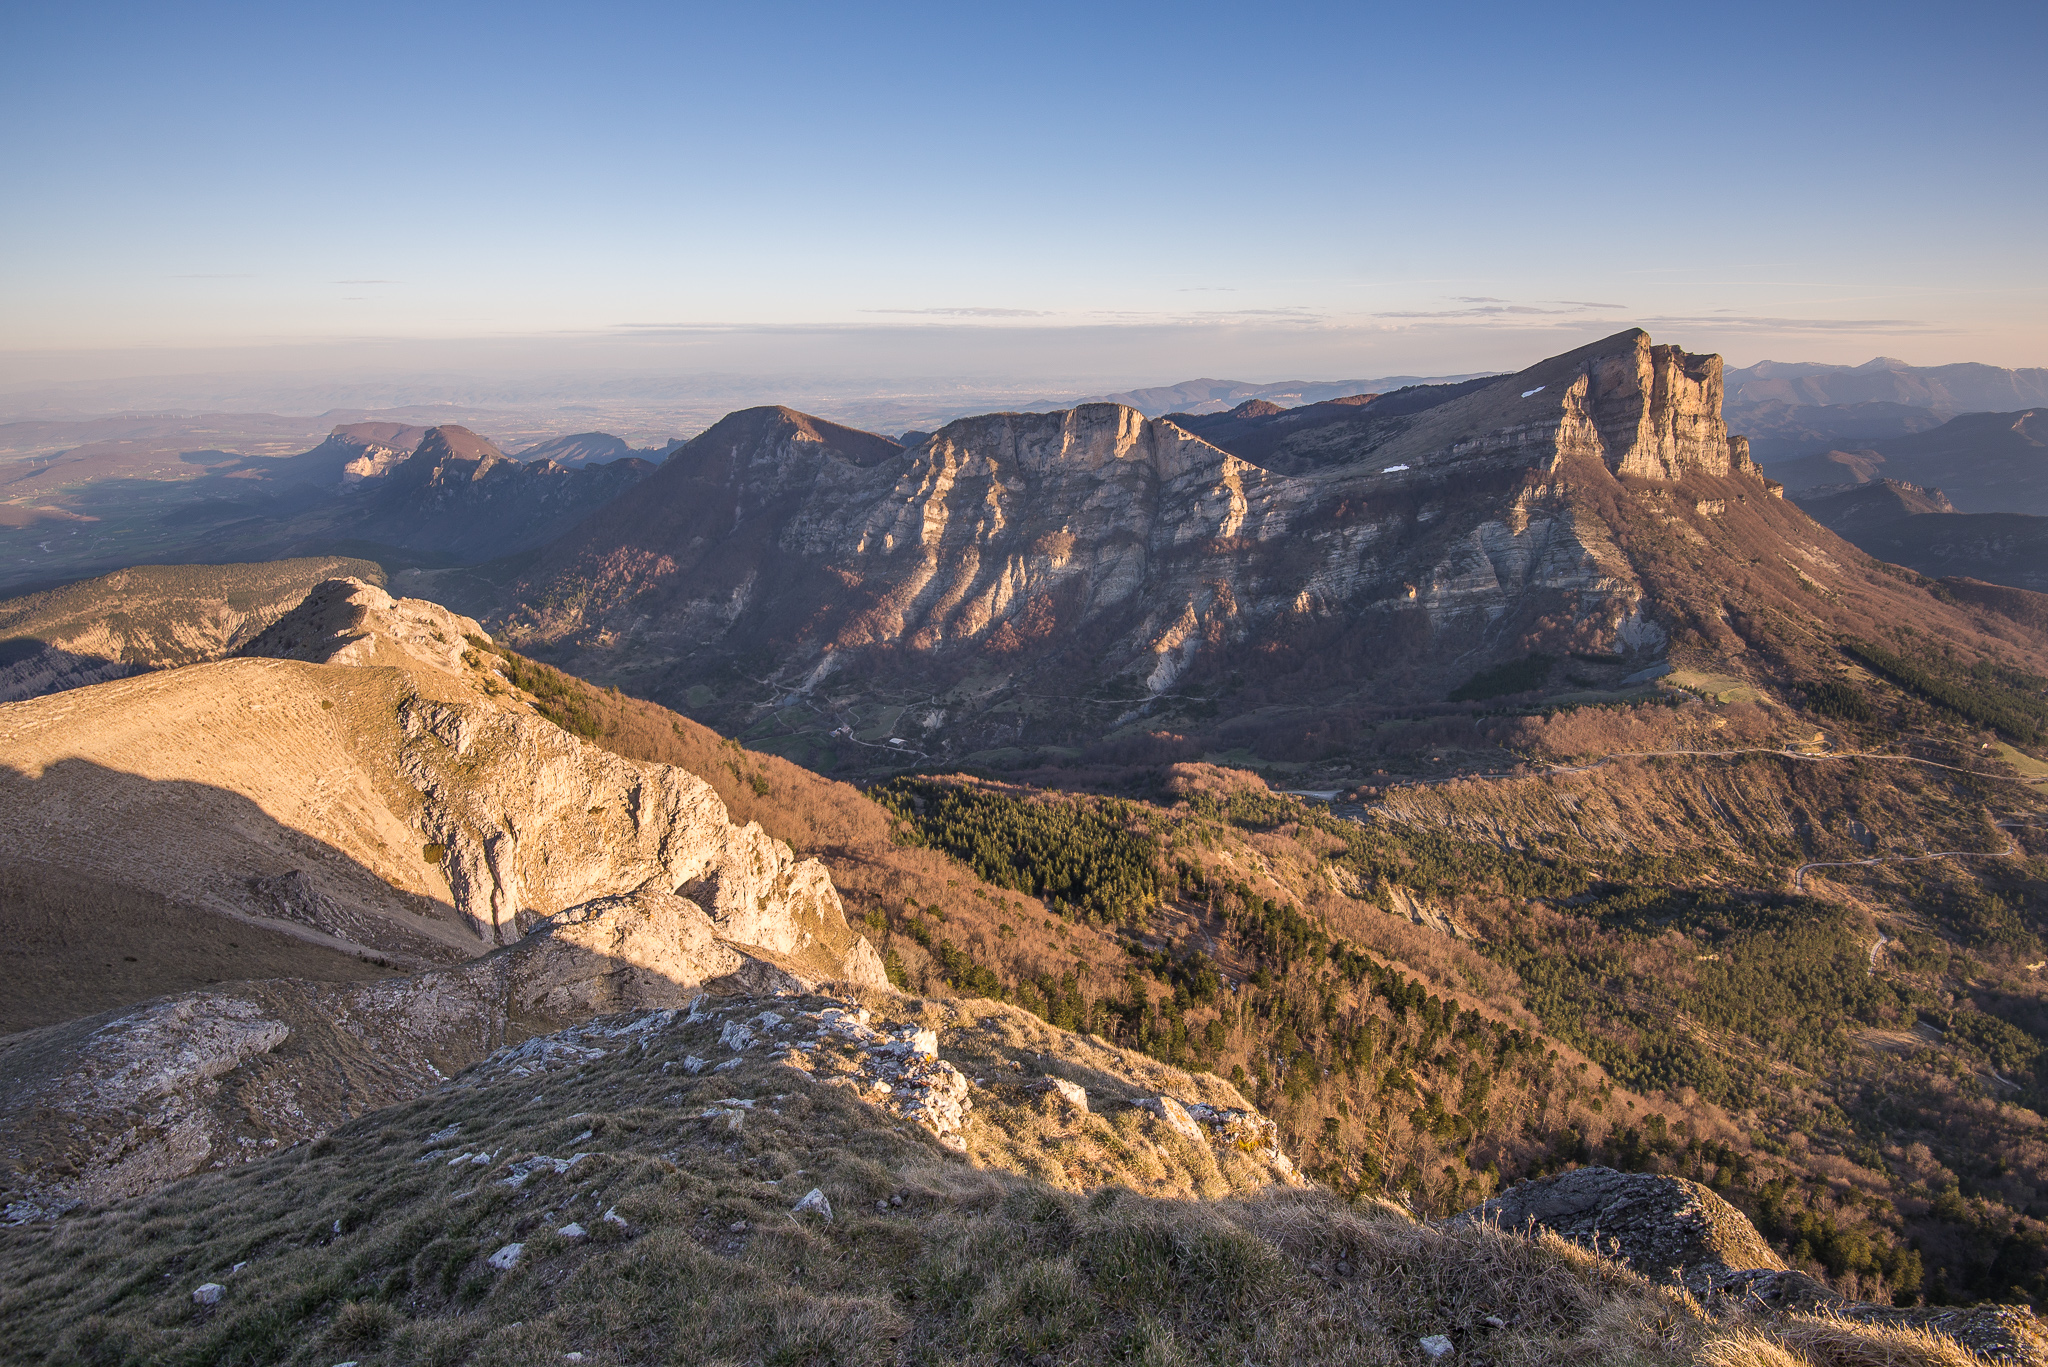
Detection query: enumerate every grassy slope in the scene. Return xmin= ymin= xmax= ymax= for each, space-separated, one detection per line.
xmin=0 ymin=990 xmax=2004 ymax=1367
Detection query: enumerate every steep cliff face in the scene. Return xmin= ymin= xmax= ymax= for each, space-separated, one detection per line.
xmin=479 ymin=331 xmax=1804 ymax=769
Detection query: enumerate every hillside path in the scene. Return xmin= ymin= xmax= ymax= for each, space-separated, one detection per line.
xmin=1791 ymin=820 xmax=2035 ymax=891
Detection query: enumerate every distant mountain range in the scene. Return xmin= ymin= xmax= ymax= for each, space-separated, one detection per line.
xmin=1022 ymin=373 xmax=1501 ymax=418
xmin=1722 ymin=356 xmax=2048 ymax=464
xmin=7 ymin=348 xmax=2048 ymax=606
xmin=0 ymin=421 xmax=657 ymax=594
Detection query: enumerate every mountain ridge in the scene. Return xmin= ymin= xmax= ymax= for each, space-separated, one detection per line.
xmin=439 ymin=327 xmax=2048 ymax=783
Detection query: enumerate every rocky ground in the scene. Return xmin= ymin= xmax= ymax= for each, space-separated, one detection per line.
xmin=2 ymin=989 xmax=2038 ymax=1367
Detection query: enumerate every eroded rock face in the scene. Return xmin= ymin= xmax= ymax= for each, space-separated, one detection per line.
xmin=2 ymin=577 xmax=876 ymax=969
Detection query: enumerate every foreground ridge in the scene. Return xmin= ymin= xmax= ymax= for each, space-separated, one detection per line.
xmin=2 ymin=994 xmax=2039 ymax=1366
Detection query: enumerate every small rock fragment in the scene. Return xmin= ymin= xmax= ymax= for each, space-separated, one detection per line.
xmin=729 ymin=1220 xmax=748 ymax=1232
xmin=192 ymin=1283 xmax=224 ymax=1306
xmin=1419 ymin=1335 xmax=1453 ymax=1358
xmin=557 ymin=1222 xmax=587 ymax=1240
xmin=603 ymin=1205 xmax=629 ymax=1228
xmin=487 ymin=1243 xmax=524 ymax=1270
xmin=792 ymin=1188 xmax=833 ymax=1222
xmin=1040 ymin=1077 xmax=1087 ymax=1112
xmin=682 ymin=1055 xmax=707 ymax=1074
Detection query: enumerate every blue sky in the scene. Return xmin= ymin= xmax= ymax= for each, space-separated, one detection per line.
xmin=4 ymin=0 xmax=2045 ymax=389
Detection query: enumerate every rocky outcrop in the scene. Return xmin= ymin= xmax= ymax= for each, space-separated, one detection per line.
xmin=1455 ymin=1166 xmax=1782 ymax=1285
xmin=1458 ymin=1168 xmax=2048 ymax=1364
xmin=0 ymin=883 xmax=888 ymax=1220
xmin=240 ymin=573 xmax=478 ymax=674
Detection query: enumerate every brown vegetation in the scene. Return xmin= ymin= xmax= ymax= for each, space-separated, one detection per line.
xmin=0 ymin=992 xmax=2024 ymax=1367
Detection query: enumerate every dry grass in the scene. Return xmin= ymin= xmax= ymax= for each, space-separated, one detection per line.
xmin=0 ymin=992 xmax=2015 ymax=1367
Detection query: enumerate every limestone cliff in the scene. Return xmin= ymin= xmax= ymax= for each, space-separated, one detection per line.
xmin=482 ymin=330 xmax=1788 ymax=766
xmin=1 ymin=579 xmax=878 ymax=973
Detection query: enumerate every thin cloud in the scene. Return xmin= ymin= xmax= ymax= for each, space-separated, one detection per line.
xmin=171 ymin=273 xmax=255 ymax=279
xmin=861 ymin=306 xmax=1050 ymax=318
xmin=1549 ymin=299 xmax=1627 ymax=308
xmin=1641 ymin=314 xmax=1944 ymax=333
xmin=1379 ymin=304 xmax=1580 ymax=319
xmin=335 ymin=279 xmax=401 ymax=285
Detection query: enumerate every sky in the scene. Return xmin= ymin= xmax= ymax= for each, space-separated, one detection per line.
xmin=4 ymin=0 xmax=2046 ymax=404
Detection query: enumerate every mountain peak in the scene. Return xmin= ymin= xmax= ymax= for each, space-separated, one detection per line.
xmin=694 ymin=405 xmax=903 ymax=468
xmin=391 ymin=424 xmax=513 ymax=488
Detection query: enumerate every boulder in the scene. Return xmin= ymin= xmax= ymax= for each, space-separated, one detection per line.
xmin=1457 ymin=1168 xmax=2048 ymax=1364
xmin=1454 ymin=1166 xmax=1780 ymax=1286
